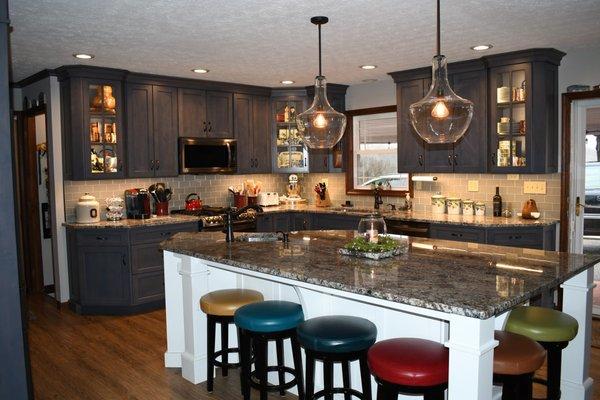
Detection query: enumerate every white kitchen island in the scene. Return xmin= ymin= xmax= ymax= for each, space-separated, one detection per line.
xmin=160 ymin=231 xmax=598 ymax=400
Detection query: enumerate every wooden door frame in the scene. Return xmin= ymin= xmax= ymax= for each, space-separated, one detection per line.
xmin=560 ymin=89 xmax=600 ymax=251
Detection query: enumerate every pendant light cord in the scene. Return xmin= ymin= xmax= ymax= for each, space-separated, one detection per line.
xmin=318 ymin=23 xmax=322 ymax=76
xmin=436 ymin=0 xmax=441 ymax=56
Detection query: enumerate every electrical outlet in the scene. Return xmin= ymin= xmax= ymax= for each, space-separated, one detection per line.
xmin=523 ymin=181 xmax=546 ymax=194
xmin=467 ymin=180 xmax=479 ymax=192
xmin=507 ymin=174 xmax=520 ymax=181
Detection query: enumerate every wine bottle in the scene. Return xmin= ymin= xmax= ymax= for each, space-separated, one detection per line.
xmin=493 ymin=187 xmax=502 ymax=217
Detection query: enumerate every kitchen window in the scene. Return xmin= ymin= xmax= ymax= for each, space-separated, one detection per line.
xmin=345 ymin=106 xmax=410 ymax=196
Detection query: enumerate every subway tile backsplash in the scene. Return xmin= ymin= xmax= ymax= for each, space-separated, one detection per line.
xmin=64 ymin=172 xmax=561 ymax=221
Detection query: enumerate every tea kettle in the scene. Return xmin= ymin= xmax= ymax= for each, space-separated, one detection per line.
xmin=521 ymin=199 xmax=539 ymax=219
xmin=76 ymin=193 xmax=101 ymax=224
xmin=185 ymin=193 xmax=203 ymax=211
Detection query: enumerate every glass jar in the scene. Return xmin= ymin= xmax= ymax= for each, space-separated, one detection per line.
xmin=357 ymin=214 xmax=387 ymax=243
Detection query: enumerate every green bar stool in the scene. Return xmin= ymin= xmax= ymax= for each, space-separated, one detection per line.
xmin=200 ymin=288 xmax=264 ymax=392
xmin=505 ymin=306 xmax=578 ymax=400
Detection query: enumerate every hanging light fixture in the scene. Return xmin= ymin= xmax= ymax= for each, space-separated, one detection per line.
xmin=296 ymin=16 xmax=347 ymax=149
xmin=409 ymin=0 xmax=474 ymax=144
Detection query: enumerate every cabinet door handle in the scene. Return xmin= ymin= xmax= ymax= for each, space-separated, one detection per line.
xmin=156 ymin=160 xmax=160 ymax=170
xmin=418 ymin=155 xmax=423 ymax=166
xmin=491 ymin=153 xmax=496 ymax=166
xmin=254 ymin=158 xmax=258 ymax=168
xmin=324 ymin=157 xmax=328 ymax=168
xmin=203 ymin=121 xmax=207 ymax=133
xmin=122 ymin=255 xmax=126 ymax=266
xmin=208 ymin=122 xmax=212 ymax=132
xmin=150 ymin=159 xmax=155 ymax=171
xmin=447 ymin=155 xmax=452 ymax=166
xmin=454 ymin=154 xmax=458 ymax=166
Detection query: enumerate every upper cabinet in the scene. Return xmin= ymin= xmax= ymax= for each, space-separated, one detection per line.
xmin=234 ymin=93 xmax=271 ymax=173
xmin=58 ymin=67 xmax=127 ymax=180
xmin=390 ymin=48 xmax=564 ymax=174
xmin=126 ymin=83 xmax=179 ymax=178
xmin=178 ymin=89 xmax=233 ymax=138
xmin=271 ymin=89 xmax=309 ymax=174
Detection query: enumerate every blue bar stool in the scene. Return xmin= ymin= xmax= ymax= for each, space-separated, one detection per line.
xmin=235 ymin=300 xmax=305 ymax=400
xmin=297 ymin=315 xmax=377 ymax=400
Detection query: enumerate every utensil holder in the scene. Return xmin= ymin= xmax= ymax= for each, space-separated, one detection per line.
xmin=234 ymin=193 xmax=248 ymax=208
xmin=247 ymin=195 xmax=257 ymax=206
xmin=155 ymin=202 xmax=169 ymax=216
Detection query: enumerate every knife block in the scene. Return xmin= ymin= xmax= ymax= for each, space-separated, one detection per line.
xmin=315 ymin=191 xmax=331 ymax=207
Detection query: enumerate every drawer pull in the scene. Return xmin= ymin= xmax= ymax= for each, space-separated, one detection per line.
xmin=96 ymin=236 xmax=108 ymax=241
xmin=508 ymin=235 xmax=522 ymax=240
xmin=450 ymin=233 xmax=463 ymax=237
xmin=160 ymin=232 xmax=172 ymax=237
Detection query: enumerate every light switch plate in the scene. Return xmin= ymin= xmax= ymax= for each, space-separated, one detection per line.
xmin=523 ymin=181 xmax=547 ymax=194
xmin=507 ymin=174 xmax=520 ymax=181
xmin=467 ymin=180 xmax=479 ymax=192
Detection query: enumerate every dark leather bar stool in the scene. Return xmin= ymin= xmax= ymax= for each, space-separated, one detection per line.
xmin=505 ymin=306 xmax=578 ymax=400
xmin=296 ymin=315 xmax=377 ymax=400
xmin=494 ymin=330 xmax=546 ymax=400
xmin=367 ymin=338 xmax=448 ymax=400
xmin=234 ymin=300 xmax=305 ymax=400
xmin=199 ymin=288 xmax=263 ymax=392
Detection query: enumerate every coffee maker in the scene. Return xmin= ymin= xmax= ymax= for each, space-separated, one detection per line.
xmin=124 ymin=188 xmax=151 ymax=219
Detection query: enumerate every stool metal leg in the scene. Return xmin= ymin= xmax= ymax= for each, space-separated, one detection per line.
xmin=323 ymin=360 xmax=334 ymax=400
xmin=276 ymin=338 xmax=286 ymax=395
xmin=207 ymin=315 xmax=216 ymax=392
xmin=377 ymin=382 xmax=398 ymax=400
xmin=305 ymin=352 xmax=316 ymax=400
xmin=424 ymin=388 xmax=445 ymax=400
xmin=220 ymin=321 xmax=229 ymax=377
xmin=342 ymin=361 xmax=352 ymax=400
xmin=255 ymin=337 xmax=269 ymax=400
xmin=359 ymin=353 xmax=373 ymax=400
xmin=291 ymin=335 xmax=305 ymax=400
xmin=546 ymin=345 xmax=562 ymax=400
xmin=238 ymin=328 xmax=252 ymax=400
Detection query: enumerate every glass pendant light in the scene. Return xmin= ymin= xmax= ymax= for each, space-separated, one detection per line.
xmin=409 ymin=0 xmax=474 ymax=144
xmin=296 ymin=16 xmax=347 ymax=149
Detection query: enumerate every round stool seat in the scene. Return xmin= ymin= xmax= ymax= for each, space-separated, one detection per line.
xmin=505 ymin=306 xmax=579 ymax=343
xmin=494 ymin=331 xmax=546 ymax=376
xmin=200 ymin=289 xmax=264 ymax=316
xmin=234 ymin=300 xmax=304 ymax=333
xmin=297 ymin=316 xmax=377 ymax=353
xmin=368 ymin=338 xmax=448 ymax=387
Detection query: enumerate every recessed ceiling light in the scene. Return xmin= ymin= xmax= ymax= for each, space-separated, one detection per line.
xmin=360 ymin=65 xmax=377 ymax=70
xmin=280 ymin=80 xmax=295 ymax=85
xmin=73 ymin=53 xmax=94 ymax=60
xmin=192 ymin=68 xmax=209 ymax=74
xmin=470 ymin=44 xmax=493 ymax=51
xmin=362 ymin=79 xmax=378 ymax=83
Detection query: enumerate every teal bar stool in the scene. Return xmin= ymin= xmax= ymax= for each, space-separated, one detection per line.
xmin=297 ymin=315 xmax=377 ymax=400
xmin=234 ymin=300 xmax=305 ymax=400
xmin=505 ymin=306 xmax=578 ymax=400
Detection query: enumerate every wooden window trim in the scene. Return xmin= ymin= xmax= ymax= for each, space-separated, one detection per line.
xmin=344 ymin=105 xmax=413 ymax=197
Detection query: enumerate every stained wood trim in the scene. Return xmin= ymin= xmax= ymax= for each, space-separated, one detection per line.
xmin=559 ymin=89 xmax=600 ymax=252
xmin=344 ymin=105 xmax=413 ymax=197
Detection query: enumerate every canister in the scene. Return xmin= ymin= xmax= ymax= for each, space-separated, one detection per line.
xmin=475 ymin=202 xmax=486 ymax=216
xmin=446 ymin=197 xmax=462 ymax=215
xmin=462 ymin=200 xmax=474 ymax=216
xmin=431 ymin=195 xmax=446 ymax=214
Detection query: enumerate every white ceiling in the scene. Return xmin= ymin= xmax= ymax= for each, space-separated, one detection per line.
xmin=8 ymin=0 xmax=600 ymax=87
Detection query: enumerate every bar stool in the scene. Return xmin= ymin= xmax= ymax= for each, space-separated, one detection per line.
xmin=234 ymin=300 xmax=305 ymax=400
xmin=199 ymin=288 xmax=264 ymax=392
xmin=367 ymin=338 xmax=448 ymax=400
xmin=505 ymin=306 xmax=578 ymax=400
xmin=296 ymin=315 xmax=377 ymax=400
xmin=494 ymin=330 xmax=546 ymax=400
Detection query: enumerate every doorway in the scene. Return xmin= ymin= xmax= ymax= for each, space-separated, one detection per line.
xmin=13 ymin=103 xmax=55 ymax=297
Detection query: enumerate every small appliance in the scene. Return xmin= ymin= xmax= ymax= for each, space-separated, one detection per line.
xmin=257 ymin=192 xmax=280 ymax=207
xmin=124 ymin=188 xmax=151 ymax=219
xmin=179 ymin=137 xmax=237 ymax=174
xmin=76 ymin=193 xmax=101 ymax=224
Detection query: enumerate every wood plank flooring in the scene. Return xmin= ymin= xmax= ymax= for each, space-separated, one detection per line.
xmin=27 ymin=294 xmax=600 ymax=399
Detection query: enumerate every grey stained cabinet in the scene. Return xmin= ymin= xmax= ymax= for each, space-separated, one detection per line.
xmin=126 ymin=84 xmax=178 ymax=178
xmin=234 ymin=93 xmax=271 ymax=173
xmin=390 ymin=48 xmax=564 ymax=174
xmin=178 ymin=88 xmax=233 ymax=138
xmin=66 ymin=222 xmax=197 ymax=314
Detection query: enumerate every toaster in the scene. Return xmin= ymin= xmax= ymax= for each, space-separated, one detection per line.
xmin=257 ymin=192 xmax=280 ymax=207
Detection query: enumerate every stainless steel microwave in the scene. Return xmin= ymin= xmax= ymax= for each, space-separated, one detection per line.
xmin=179 ymin=137 xmax=237 ymax=174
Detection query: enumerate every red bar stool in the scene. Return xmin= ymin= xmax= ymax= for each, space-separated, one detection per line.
xmin=367 ymin=338 xmax=448 ymax=400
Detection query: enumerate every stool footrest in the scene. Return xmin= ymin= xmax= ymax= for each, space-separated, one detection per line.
xmin=250 ymin=366 xmax=298 ymax=392
xmin=312 ymin=387 xmax=367 ymax=400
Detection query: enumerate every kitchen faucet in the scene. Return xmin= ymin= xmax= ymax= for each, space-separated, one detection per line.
xmin=224 ymin=205 xmax=264 ymax=242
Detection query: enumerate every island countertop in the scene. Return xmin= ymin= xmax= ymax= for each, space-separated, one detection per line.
xmin=161 ymin=230 xmax=598 ymax=319
xmin=260 ymin=204 xmax=558 ymax=227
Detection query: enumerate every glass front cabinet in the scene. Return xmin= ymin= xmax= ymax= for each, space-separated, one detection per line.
xmin=271 ymin=92 xmax=309 ymax=173
xmin=59 ymin=67 xmax=126 ymax=180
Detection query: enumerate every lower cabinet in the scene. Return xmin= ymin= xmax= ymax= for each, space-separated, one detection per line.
xmin=66 ymin=222 xmax=197 ymax=315
xmin=312 ymin=214 xmax=361 ymax=230
xmin=429 ymin=225 xmax=486 ymax=244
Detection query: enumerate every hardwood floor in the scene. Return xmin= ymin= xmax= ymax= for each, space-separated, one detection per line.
xmin=27 ymin=294 xmax=600 ymax=399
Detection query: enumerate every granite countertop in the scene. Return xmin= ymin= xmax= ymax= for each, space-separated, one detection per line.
xmin=260 ymin=204 xmax=558 ymax=227
xmin=64 ymin=214 xmax=201 ymax=229
xmin=161 ymin=230 xmax=598 ymax=319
